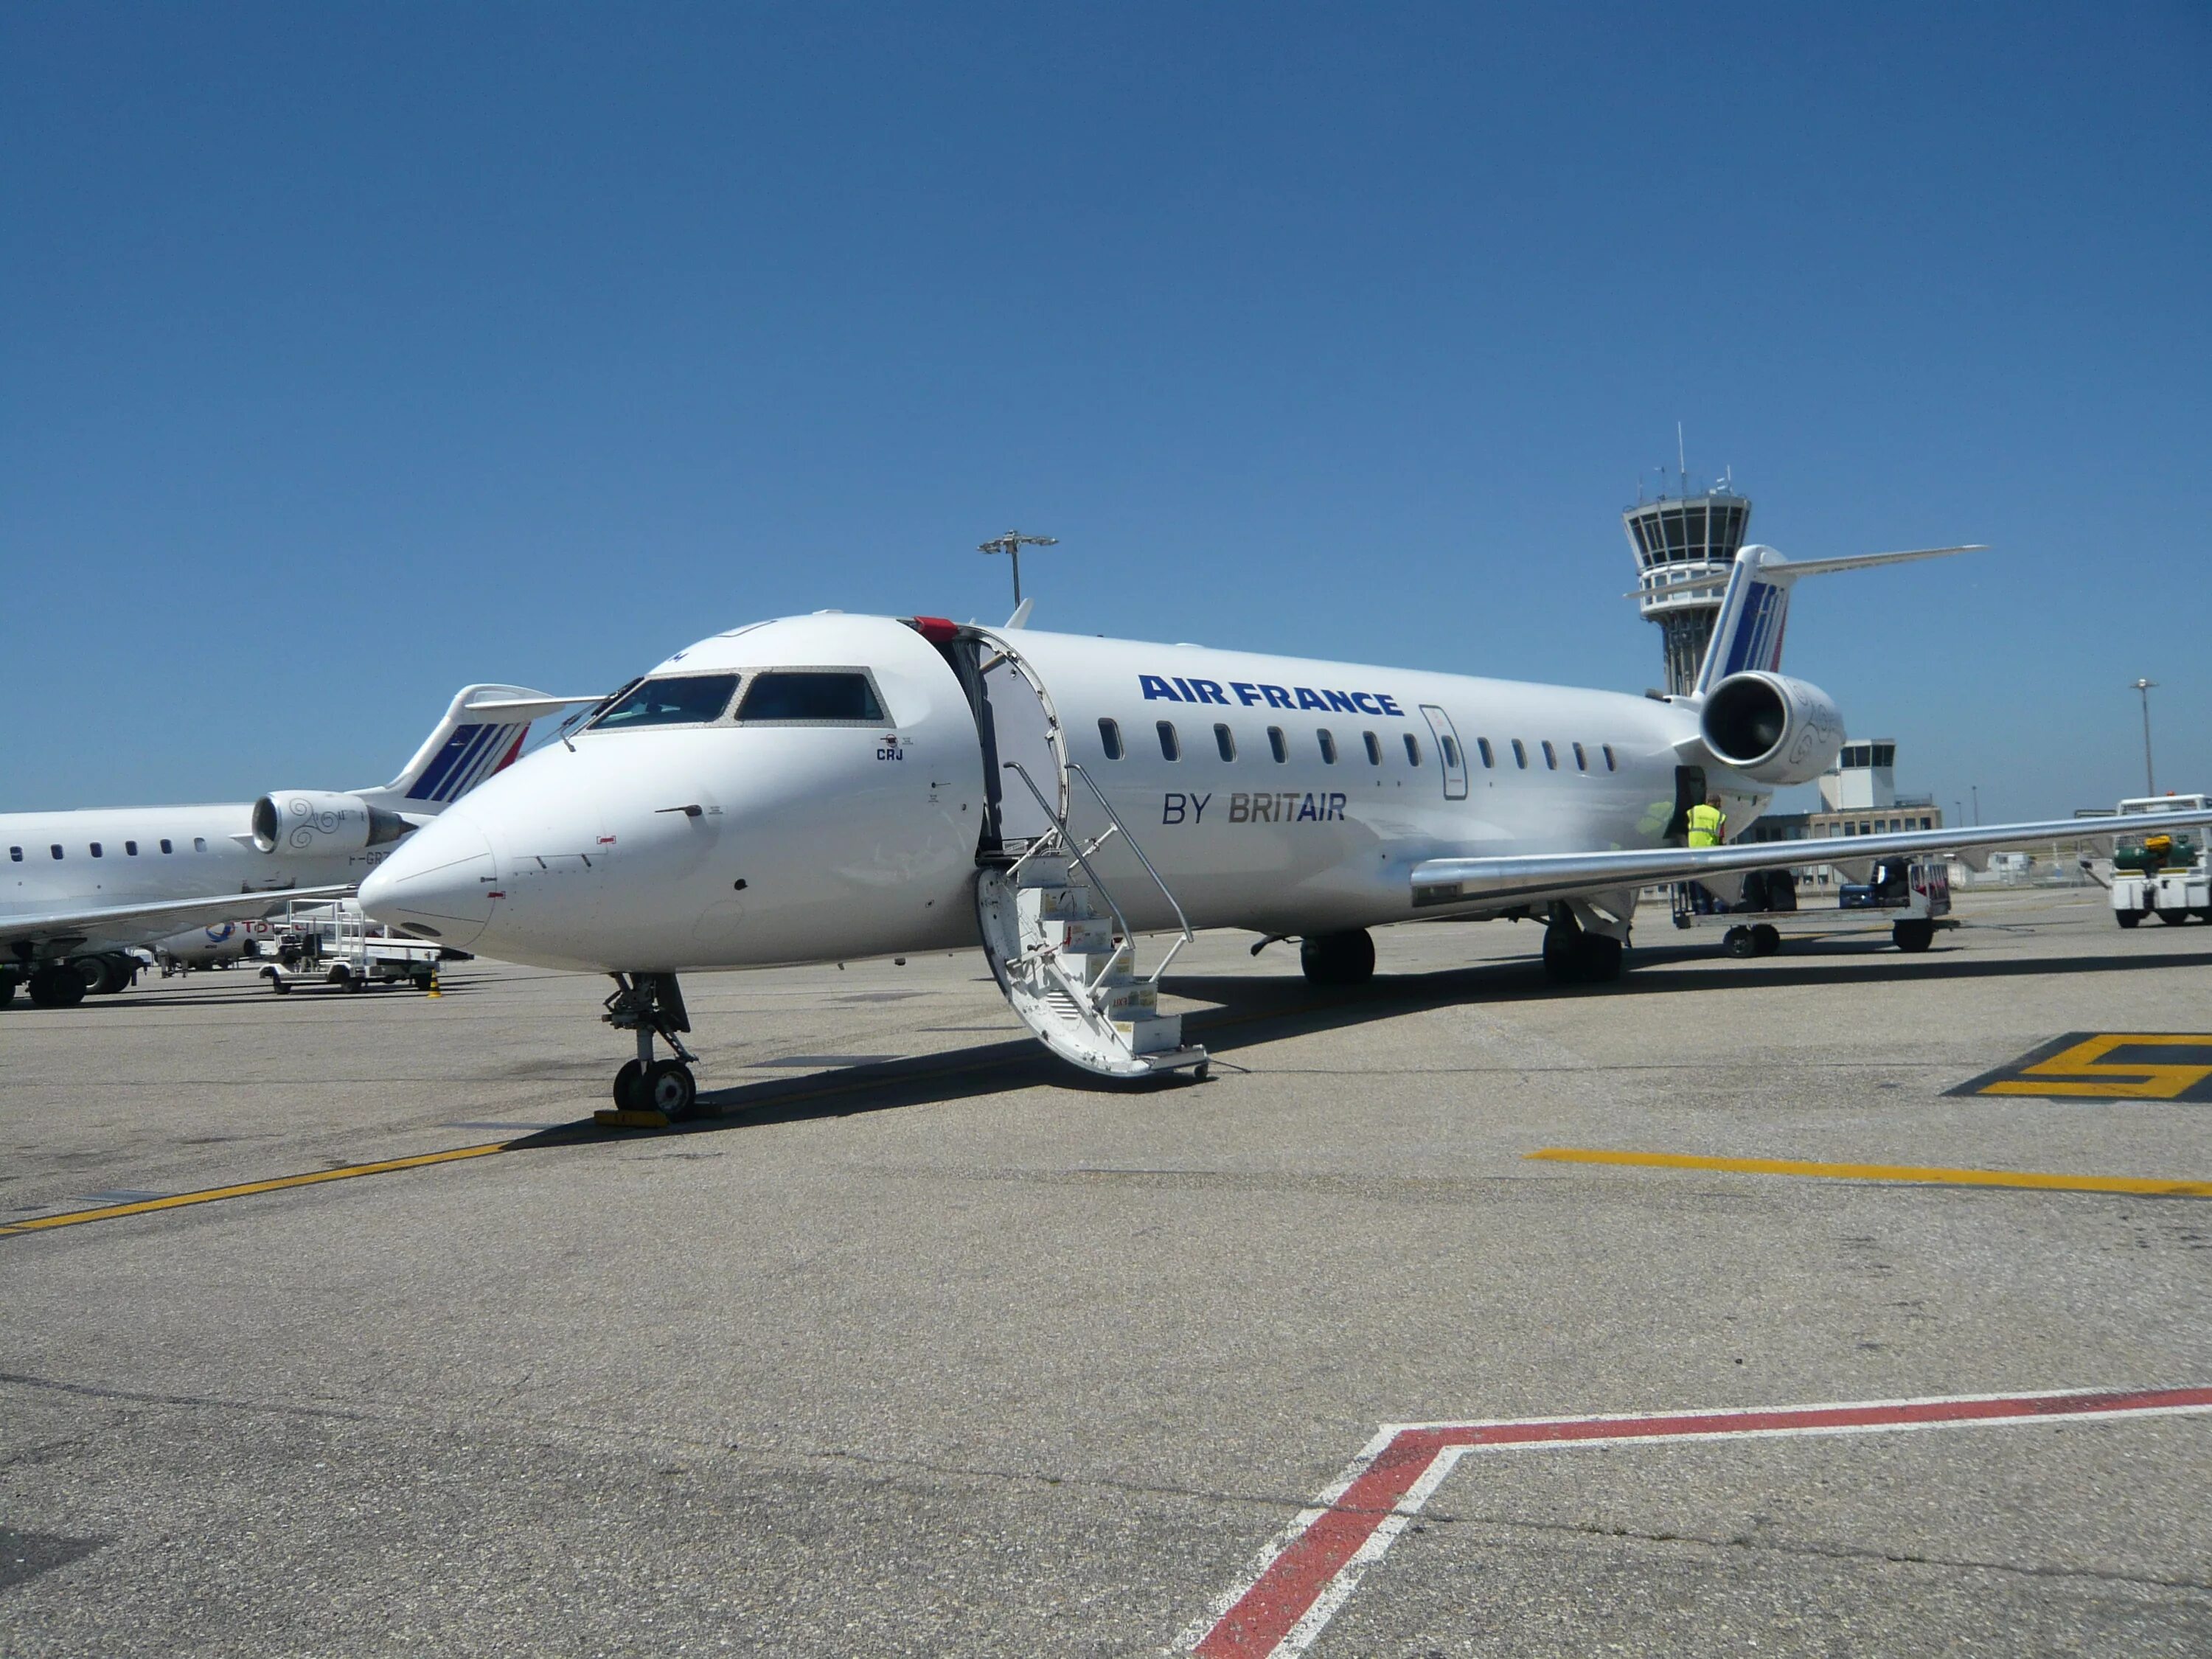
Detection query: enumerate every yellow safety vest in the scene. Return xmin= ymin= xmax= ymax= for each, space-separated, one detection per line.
xmin=1686 ymin=804 xmax=1725 ymax=847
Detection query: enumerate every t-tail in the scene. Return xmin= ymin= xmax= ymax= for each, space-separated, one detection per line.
xmin=1691 ymin=541 xmax=1987 ymax=697
xmin=356 ymin=685 xmax=595 ymax=814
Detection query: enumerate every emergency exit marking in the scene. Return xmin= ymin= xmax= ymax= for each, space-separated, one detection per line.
xmin=1948 ymin=1033 xmax=2212 ymax=1103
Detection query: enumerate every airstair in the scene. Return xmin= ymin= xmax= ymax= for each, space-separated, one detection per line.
xmin=975 ymin=761 xmax=1209 ymax=1081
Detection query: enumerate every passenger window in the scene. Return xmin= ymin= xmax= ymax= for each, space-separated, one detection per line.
xmin=91 ymin=843 xmax=103 ymax=858
xmin=1214 ymin=723 xmax=1236 ymax=762
xmin=1542 ymin=741 xmax=1558 ymax=770
xmin=194 ymin=838 xmax=207 ymax=852
xmin=734 ymin=670 xmax=883 ymax=725
xmin=1363 ymin=731 xmax=1381 ymax=765
xmin=125 ymin=841 xmax=139 ymax=855
xmin=1441 ymin=736 xmax=1461 ymax=768
xmin=1477 ymin=737 xmax=1495 ymax=768
xmin=1512 ymin=740 xmax=1528 ymax=768
xmin=8 ymin=846 xmax=20 ymax=862
xmin=1572 ymin=742 xmax=1587 ymax=771
xmin=160 ymin=838 xmax=173 ymax=854
xmin=50 ymin=844 xmax=63 ymax=859
xmin=596 ymin=672 xmax=744 ymax=728
xmin=1403 ymin=733 xmax=1422 ymax=767
xmin=1318 ymin=729 xmax=1338 ymax=764
xmin=1157 ymin=720 xmax=1180 ymax=761
xmin=1602 ymin=745 xmax=1617 ymax=771
xmin=1267 ymin=726 xmax=1287 ymax=762
xmin=1098 ymin=717 xmax=1124 ymax=760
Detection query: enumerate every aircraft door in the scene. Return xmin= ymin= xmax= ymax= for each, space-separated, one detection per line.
xmin=1666 ymin=764 xmax=1706 ymax=844
xmin=1419 ymin=705 xmax=1470 ymax=800
xmin=955 ymin=632 xmax=1067 ymax=858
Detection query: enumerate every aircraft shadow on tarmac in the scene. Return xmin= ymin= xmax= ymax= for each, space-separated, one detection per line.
xmin=508 ymin=940 xmax=2212 ymax=1143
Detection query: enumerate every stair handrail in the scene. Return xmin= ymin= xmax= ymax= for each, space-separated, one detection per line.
xmin=999 ymin=761 xmax=1139 ymax=959
xmin=1065 ymin=761 xmax=1197 ymax=983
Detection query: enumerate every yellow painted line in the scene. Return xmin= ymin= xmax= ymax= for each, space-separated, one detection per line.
xmin=0 ymin=1143 xmax=510 ymax=1235
xmin=1526 ymin=1147 xmax=2212 ymax=1198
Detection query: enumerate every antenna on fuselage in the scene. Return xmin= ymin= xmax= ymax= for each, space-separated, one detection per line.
xmin=977 ymin=529 xmax=1058 ymax=608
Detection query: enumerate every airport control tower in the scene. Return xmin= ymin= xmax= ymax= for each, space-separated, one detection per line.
xmin=1623 ymin=475 xmax=1751 ymax=695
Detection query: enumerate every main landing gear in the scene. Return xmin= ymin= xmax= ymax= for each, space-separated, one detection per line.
xmin=26 ymin=964 xmax=89 ymax=1008
xmin=602 ymin=971 xmax=700 ymax=1124
xmin=1542 ymin=907 xmax=1626 ymax=987
xmin=1300 ymin=929 xmax=1376 ymax=988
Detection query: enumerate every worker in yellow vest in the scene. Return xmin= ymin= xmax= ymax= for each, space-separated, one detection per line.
xmin=1686 ymin=794 xmax=1726 ymax=912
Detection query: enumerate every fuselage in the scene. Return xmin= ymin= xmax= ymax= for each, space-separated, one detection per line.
xmin=361 ymin=613 xmax=1770 ymax=972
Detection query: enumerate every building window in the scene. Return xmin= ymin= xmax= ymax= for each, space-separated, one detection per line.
xmin=1602 ymin=745 xmax=1617 ymax=771
xmin=1157 ymin=721 xmax=1180 ymax=761
xmin=160 ymin=838 xmax=173 ymax=855
xmin=125 ymin=841 xmax=139 ymax=855
xmin=1919 ymin=816 xmax=1932 ymax=830
xmin=1318 ymin=729 xmax=1338 ymax=764
xmin=1214 ymin=723 xmax=1237 ymax=762
xmin=1441 ymin=735 xmax=1461 ymax=769
xmin=1512 ymin=740 xmax=1528 ymax=769
xmin=1541 ymin=741 xmax=1558 ymax=770
xmin=1403 ymin=733 xmax=1422 ymax=766
xmin=1572 ymin=742 xmax=1587 ymax=771
xmin=1267 ymin=726 xmax=1288 ymax=762
xmin=1098 ymin=718 xmax=1124 ymax=760
xmin=1363 ymin=731 xmax=1382 ymax=765
xmin=1477 ymin=737 xmax=1495 ymax=768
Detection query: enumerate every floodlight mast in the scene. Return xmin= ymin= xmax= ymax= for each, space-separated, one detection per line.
xmin=2132 ymin=678 xmax=2159 ymax=796
xmin=978 ymin=530 xmax=1058 ymax=607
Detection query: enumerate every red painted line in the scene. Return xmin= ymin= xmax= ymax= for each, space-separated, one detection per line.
xmin=1183 ymin=1386 xmax=2212 ymax=1658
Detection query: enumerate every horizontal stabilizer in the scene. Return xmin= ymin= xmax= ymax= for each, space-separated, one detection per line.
xmin=1408 ymin=805 xmax=2212 ymax=914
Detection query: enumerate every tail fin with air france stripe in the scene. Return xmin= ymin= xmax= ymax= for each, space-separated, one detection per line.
xmin=355 ymin=685 xmax=590 ymax=814
xmin=1691 ymin=542 xmax=1987 ymax=698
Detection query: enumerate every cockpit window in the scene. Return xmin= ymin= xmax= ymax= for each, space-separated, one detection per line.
xmin=590 ymin=674 xmax=740 ymax=731
xmin=736 ymin=670 xmax=886 ymax=724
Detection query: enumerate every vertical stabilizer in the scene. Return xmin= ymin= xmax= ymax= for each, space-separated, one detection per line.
xmin=355 ymin=685 xmax=585 ymax=812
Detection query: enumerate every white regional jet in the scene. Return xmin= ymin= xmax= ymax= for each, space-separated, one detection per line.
xmin=361 ymin=544 xmax=2212 ymax=1116
xmin=2 ymin=684 xmax=577 ymax=1008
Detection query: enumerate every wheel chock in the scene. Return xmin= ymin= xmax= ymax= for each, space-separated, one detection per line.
xmin=594 ymin=1107 xmax=671 ymax=1130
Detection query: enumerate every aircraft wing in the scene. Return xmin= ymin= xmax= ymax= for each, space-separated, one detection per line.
xmin=1408 ymin=808 xmax=2212 ymax=911
xmin=0 ymin=886 xmax=355 ymax=953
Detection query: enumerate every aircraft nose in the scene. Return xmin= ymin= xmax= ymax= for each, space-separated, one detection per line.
xmin=359 ymin=814 xmax=499 ymax=950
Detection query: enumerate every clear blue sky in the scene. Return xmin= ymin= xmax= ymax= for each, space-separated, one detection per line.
xmin=5 ymin=3 xmax=2207 ymax=819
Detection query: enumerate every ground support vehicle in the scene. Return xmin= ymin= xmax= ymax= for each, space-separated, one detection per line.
xmin=1670 ymin=858 xmax=1956 ymax=956
xmin=2107 ymin=795 xmax=2211 ymax=928
xmin=260 ymin=900 xmax=448 ymax=993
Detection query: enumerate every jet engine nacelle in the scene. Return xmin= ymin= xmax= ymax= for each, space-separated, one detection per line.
xmin=1699 ymin=671 xmax=1845 ymax=787
xmin=251 ymin=791 xmax=414 ymax=855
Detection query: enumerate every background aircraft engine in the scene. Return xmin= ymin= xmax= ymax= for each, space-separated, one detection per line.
xmin=1699 ymin=671 xmax=1845 ymax=787
xmin=251 ymin=791 xmax=414 ymax=855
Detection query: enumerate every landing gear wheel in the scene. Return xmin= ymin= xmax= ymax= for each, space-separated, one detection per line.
xmin=644 ymin=1060 xmax=697 ymax=1119
xmin=2116 ymin=910 xmax=2143 ymax=928
xmin=0 ymin=975 xmax=16 ymax=1008
xmin=2157 ymin=908 xmax=2187 ymax=926
xmin=1299 ymin=929 xmax=1375 ymax=987
xmin=1579 ymin=935 xmax=1624 ymax=982
xmin=77 ymin=955 xmax=125 ymax=995
xmin=1893 ymin=919 xmax=1935 ymax=953
xmin=1750 ymin=923 xmax=1782 ymax=956
xmin=613 ymin=1060 xmax=647 ymax=1110
xmin=1722 ymin=926 xmax=1756 ymax=959
xmin=27 ymin=966 xmax=87 ymax=1008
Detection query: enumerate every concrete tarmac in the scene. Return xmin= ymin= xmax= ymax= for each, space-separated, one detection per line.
xmin=4 ymin=888 xmax=2209 ymax=1655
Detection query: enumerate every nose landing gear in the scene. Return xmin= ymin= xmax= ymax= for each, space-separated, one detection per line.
xmin=600 ymin=972 xmax=700 ymax=1125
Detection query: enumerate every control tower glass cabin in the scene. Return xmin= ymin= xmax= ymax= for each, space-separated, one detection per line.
xmin=1624 ymin=487 xmax=1751 ymax=695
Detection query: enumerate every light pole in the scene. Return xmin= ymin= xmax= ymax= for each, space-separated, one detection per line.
xmin=978 ymin=530 xmax=1058 ymax=608
xmin=1971 ymin=785 xmax=1980 ymax=827
xmin=2132 ymin=678 xmax=2158 ymax=795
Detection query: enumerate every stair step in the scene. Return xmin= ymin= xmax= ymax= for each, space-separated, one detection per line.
xmin=1113 ymin=1012 xmax=1185 ymax=1055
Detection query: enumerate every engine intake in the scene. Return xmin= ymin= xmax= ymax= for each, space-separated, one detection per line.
xmin=1700 ymin=672 xmax=1845 ymax=787
xmin=251 ymin=791 xmax=414 ymax=855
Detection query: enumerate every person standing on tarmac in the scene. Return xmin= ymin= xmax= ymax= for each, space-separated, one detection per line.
xmin=1686 ymin=793 xmax=1727 ymax=914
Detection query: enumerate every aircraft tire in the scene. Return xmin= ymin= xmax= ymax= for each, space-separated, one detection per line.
xmin=0 ymin=974 xmax=17 ymax=1008
xmin=1893 ymin=919 xmax=1935 ymax=953
xmin=77 ymin=955 xmax=126 ymax=995
xmin=645 ymin=1060 xmax=698 ymax=1119
xmin=1580 ymin=935 xmax=1624 ymax=982
xmin=2115 ymin=910 xmax=2142 ymax=928
xmin=613 ymin=1060 xmax=647 ymax=1110
xmin=1300 ymin=930 xmax=1375 ymax=987
xmin=28 ymin=966 xmax=87 ymax=1008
